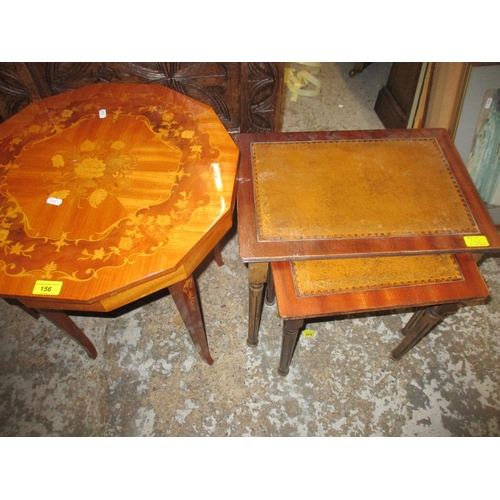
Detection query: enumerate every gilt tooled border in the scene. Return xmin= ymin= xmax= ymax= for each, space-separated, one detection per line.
xmin=291 ymin=254 xmax=464 ymax=297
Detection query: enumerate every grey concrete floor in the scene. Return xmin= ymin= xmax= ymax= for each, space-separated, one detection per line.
xmin=1 ymin=63 xmax=500 ymax=439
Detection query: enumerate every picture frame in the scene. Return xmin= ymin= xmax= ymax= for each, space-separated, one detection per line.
xmin=452 ymin=63 xmax=500 ymax=162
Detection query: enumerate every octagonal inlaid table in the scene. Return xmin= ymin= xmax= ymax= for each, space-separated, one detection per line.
xmin=0 ymin=83 xmax=239 ymax=364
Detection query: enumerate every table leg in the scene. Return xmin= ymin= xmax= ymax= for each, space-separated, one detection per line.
xmin=38 ymin=309 xmax=98 ymax=359
xmin=278 ymin=319 xmax=305 ymax=376
xmin=265 ymin=265 xmax=276 ymax=306
xmin=169 ymin=275 xmax=214 ymax=365
xmin=247 ymin=262 xmax=269 ymax=347
xmin=213 ymin=242 xmax=224 ymax=267
xmin=391 ymin=303 xmax=460 ymax=360
xmin=4 ymin=298 xmax=40 ymax=320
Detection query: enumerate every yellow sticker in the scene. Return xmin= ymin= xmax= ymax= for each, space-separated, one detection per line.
xmin=303 ymin=329 xmax=316 ymax=339
xmin=464 ymin=235 xmax=490 ymax=247
xmin=32 ymin=280 xmax=63 ymax=296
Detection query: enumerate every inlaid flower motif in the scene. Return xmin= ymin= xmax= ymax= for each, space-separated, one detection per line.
xmin=118 ymin=236 xmax=134 ymax=250
xmin=111 ymin=140 xmax=126 ymax=151
xmin=181 ymin=130 xmax=195 ymax=139
xmin=51 ymin=155 xmax=65 ymax=168
xmin=162 ymin=112 xmax=174 ymax=123
xmin=42 ymin=261 xmax=57 ymax=279
xmin=61 ymin=109 xmax=74 ymax=118
xmin=0 ymin=229 xmax=10 ymax=244
xmin=74 ymin=157 xmax=106 ymax=179
xmin=155 ymin=215 xmax=171 ymax=227
xmin=80 ymin=139 xmax=96 ymax=152
xmin=92 ymin=248 xmax=105 ymax=260
xmin=9 ymin=242 xmax=24 ymax=255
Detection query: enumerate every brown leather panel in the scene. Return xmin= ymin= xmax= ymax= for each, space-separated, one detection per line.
xmin=292 ymin=254 xmax=463 ymax=296
xmin=251 ymin=139 xmax=477 ymax=241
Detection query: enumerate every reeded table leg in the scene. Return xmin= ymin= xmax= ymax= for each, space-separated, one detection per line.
xmin=278 ymin=319 xmax=305 ymax=376
xmin=265 ymin=265 xmax=276 ymax=306
xmin=169 ymin=275 xmax=214 ymax=365
xmin=38 ymin=309 xmax=98 ymax=359
xmin=391 ymin=303 xmax=460 ymax=360
xmin=247 ymin=262 xmax=269 ymax=347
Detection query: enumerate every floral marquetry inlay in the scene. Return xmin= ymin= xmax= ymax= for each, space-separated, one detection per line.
xmin=0 ymin=83 xmax=239 ymax=302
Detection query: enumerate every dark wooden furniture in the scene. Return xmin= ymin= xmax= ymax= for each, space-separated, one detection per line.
xmin=271 ymin=254 xmax=488 ymax=375
xmin=0 ymin=62 xmax=284 ymax=134
xmin=236 ymin=128 xmax=500 ymax=364
xmin=0 ymin=83 xmax=240 ymax=364
xmin=374 ymin=62 xmax=426 ymax=128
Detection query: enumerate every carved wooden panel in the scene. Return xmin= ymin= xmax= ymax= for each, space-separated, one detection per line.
xmin=241 ymin=62 xmax=284 ymax=133
xmin=0 ymin=63 xmax=42 ymax=120
xmin=0 ymin=62 xmax=284 ymax=134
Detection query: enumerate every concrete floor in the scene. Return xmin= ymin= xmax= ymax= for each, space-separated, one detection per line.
xmin=1 ymin=62 xmax=500 ymax=437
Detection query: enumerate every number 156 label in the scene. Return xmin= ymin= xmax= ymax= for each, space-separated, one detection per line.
xmin=32 ymin=280 xmax=63 ymax=296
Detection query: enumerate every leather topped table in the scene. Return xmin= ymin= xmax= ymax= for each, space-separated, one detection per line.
xmin=236 ymin=128 xmax=500 ymax=346
xmin=0 ymin=83 xmax=239 ymax=364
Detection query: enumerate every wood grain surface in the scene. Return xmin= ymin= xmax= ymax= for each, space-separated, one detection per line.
xmin=0 ymin=83 xmax=239 ymax=310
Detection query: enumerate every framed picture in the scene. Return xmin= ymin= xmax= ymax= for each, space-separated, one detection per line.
xmin=453 ymin=63 xmax=500 ymax=162
xmin=452 ymin=63 xmax=500 ymax=215
xmin=467 ymin=88 xmax=500 ymax=204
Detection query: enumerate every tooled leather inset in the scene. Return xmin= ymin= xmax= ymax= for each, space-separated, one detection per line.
xmin=292 ymin=254 xmax=463 ymax=296
xmin=251 ymin=139 xmax=478 ymax=241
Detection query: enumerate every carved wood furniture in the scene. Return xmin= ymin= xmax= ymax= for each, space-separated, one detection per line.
xmin=0 ymin=63 xmax=284 ymax=134
xmin=0 ymin=83 xmax=240 ymax=364
xmin=236 ymin=129 xmax=500 ymax=372
xmin=271 ymin=254 xmax=488 ymax=375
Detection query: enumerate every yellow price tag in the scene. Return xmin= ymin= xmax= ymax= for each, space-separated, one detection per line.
xmin=464 ymin=235 xmax=490 ymax=247
xmin=32 ymin=280 xmax=63 ymax=296
xmin=303 ymin=329 xmax=316 ymax=339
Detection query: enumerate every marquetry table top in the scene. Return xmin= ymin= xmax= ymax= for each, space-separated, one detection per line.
xmin=0 ymin=83 xmax=239 ymax=308
xmin=236 ymin=129 xmax=500 ymax=261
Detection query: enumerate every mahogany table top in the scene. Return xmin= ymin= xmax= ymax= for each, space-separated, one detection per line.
xmin=236 ymin=128 xmax=500 ymax=262
xmin=0 ymin=83 xmax=239 ymax=310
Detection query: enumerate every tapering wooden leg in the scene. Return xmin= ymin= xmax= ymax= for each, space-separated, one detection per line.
xmin=38 ymin=309 xmax=97 ymax=359
xmin=4 ymin=299 xmax=40 ymax=320
xmin=169 ymin=275 xmax=214 ymax=365
xmin=265 ymin=265 xmax=276 ymax=306
xmin=278 ymin=319 xmax=305 ymax=376
xmin=247 ymin=262 xmax=269 ymax=347
xmin=213 ymin=242 xmax=224 ymax=267
xmin=391 ymin=303 xmax=460 ymax=360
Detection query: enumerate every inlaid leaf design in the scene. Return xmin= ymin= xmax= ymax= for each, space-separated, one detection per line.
xmin=89 ymin=189 xmax=108 ymax=208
